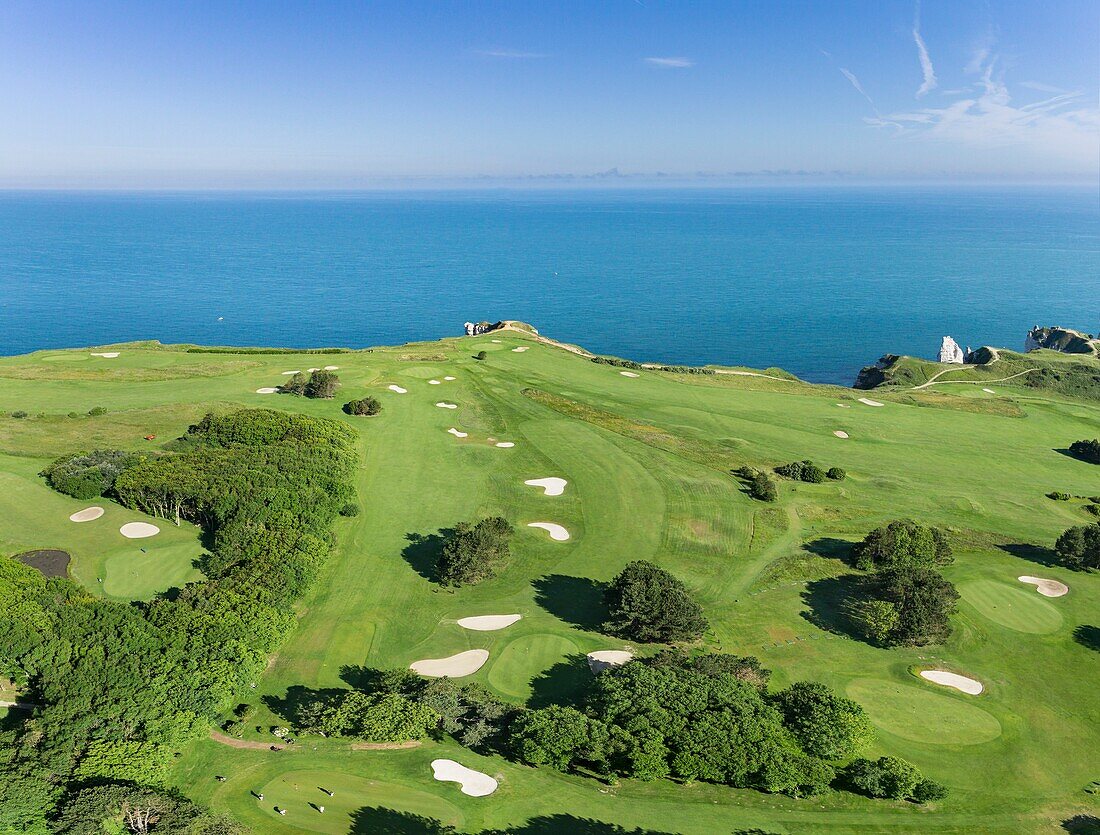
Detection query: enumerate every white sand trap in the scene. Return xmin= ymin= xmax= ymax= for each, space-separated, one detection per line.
xmin=982 ymin=388 xmax=995 ymax=394
xmin=388 ymin=385 xmax=408 ymax=394
xmin=324 ymin=365 xmax=340 ymax=370
xmin=858 ymin=398 xmax=885 ymax=407
xmin=447 ymin=428 xmax=468 ymax=438
xmin=512 ymin=346 xmax=529 ymax=353
xmin=837 ymin=403 xmax=852 ymax=408
xmin=457 ymin=614 xmax=522 ymax=631
xmin=69 ymin=506 xmax=104 ymax=522
xmin=620 ymin=371 xmax=640 ymax=377
xmin=920 ymin=670 xmax=983 ymax=695
xmin=833 ymin=430 xmax=849 ymax=439
xmin=119 ymin=522 xmax=160 ymax=539
xmin=429 ymin=379 xmax=442 ymax=385
xmin=90 ymin=352 xmax=120 ymax=358
xmin=308 ymin=367 xmax=320 ymax=372
xmin=255 ymin=387 xmax=278 ymax=394
xmin=410 ymin=649 xmax=489 ymax=678
xmin=444 ymin=376 xmax=456 ymax=381
xmin=281 ymin=370 xmax=301 ymax=375
xmin=528 ymin=522 xmax=570 ymax=541
xmin=436 ymin=402 xmax=458 ymax=409
xmin=495 ymin=442 xmax=515 ymax=448
xmin=431 ymin=759 xmax=497 ymax=797
xmin=587 ymin=650 xmax=634 ymax=673
xmin=491 ymin=339 xmax=502 ymax=343
xmin=525 ymin=477 xmax=568 ymax=496
xmin=1018 ymin=576 xmax=1069 ymax=598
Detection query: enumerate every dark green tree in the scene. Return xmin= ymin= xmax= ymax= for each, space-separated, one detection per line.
xmin=509 ymin=705 xmax=608 ymax=771
xmin=438 ymin=517 xmax=515 ymax=586
xmin=1054 ymin=522 xmax=1100 ymax=571
xmin=1069 ymin=438 xmax=1100 ymax=464
xmin=343 ymin=396 xmax=382 ymax=416
xmin=304 ymin=369 xmax=339 ymax=398
xmin=862 ymin=567 xmax=959 ymax=646
xmin=604 ymin=560 xmax=708 ymax=642
xmin=853 ymin=519 xmax=952 ymax=571
xmin=771 ymin=681 xmax=875 ymax=759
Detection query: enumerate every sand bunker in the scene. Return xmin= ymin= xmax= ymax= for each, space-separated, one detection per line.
xmin=528 ymin=522 xmax=570 ymax=541
xmin=308 ymin=367 xmax=320 ymax=372
xmin=1018 ymin=576 xmax=1069 ymax=598
xmin=982 ymin=388 xmax=995 ymax=394
xmin=120 ymin=522 xmax=160 ymax=539
xmin=436 ymin=402 xmax=458 ymax=409
xmin=525 ymin=477 xmax=568 ymax=496
xmin=324 ymin=365 xmax=340 ymax=370
xmin=920 ymin=670 xmax=983 ymax=695
xmin=512 ymin=346 xmax=529 ymax=353
xmin=837 ymin=403 xmax=851 ymax=408
xmin=834 ymin=430 xmax=849 ymax=439
xmin=858 ymin=398 xmax=885 ymax=407
xmin=69 ymin=506 xmax=104 ymax=522
xmin=620 ymin=371 xmax=640 ymax=378
xmin=388 ymin=385 xmax=408 ymax=393
xmin=431 ymin=759 xmax=498 ymax=797
xmin=410 ymin=649 xmax=490 ymax=678
xmin=444 ymin=376 xmax=456 ymax=381
xmin=429 ymin=379 xmax=441 ymax=385
xmin=90 ymin=352 xmax=120 ymax=358
xmin=447 ymin=428 xmax=468 ymax=438
xmin=491 ymin=339 xmax=502 ymax=343
xmin=457 ymin=614 xmax=522 ymax=631
xmin=587 ymin=650 xmax=634 ymax=673
xmin=495 ymin=442 xmax=515 ymax=448
xmin=281 ymin=370 xmax=301 ymax=375
xmin=255 ymin=387 xmax=278 ymax=394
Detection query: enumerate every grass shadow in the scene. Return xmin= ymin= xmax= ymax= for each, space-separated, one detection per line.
xmin=1054 ymin=447 xmax=1100 ymax=466
xmin=532 ymin=574 xmax=607 ymax=631
xmin=402 ymin=529 xmax=454 ymax=583
xmin=997 ymin=542 xmax=1060 ymax=568
xmin=262 ymin=684 xmax=347 ymax=727
xmin=1073 ymin=625 xmax=1100 ymax=653
xmin=803 ymin=537 xmax=857 ymax=565
xmin=1062 ymin=815 xmax=1100 ymax=834
xmin=350 ymin=807 xmax=456 ymax=834
xmin=800 ymin=574 xmax=867 ymax=639
xmin=528 ymin=653 xmax=593 ymax=709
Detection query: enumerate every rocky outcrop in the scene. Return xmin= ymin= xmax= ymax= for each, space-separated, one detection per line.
xmin=463 ymin=321 xmax=496 ymax=336
xmin=1025 ymin=326 xmax=1098 ymax=356
xmin=938 ymin=336 xmax=965 ymax=364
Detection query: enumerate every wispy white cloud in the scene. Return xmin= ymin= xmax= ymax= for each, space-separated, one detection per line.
xmin=839 ymin=68 xmax=874 ymax=108
xmin=912 ymin=3 xmax=937 ymax=97
xmin=645 ymin=57 xmax=694 ymax=69
xmin=473 ymin=49 xmax=547 ymax=59
xmin=1019 ymin=80 xmax=1069 ymax=94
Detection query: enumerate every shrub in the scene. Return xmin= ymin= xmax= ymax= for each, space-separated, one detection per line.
xmin=843 ymin=756 xmax=924 ymax=800
xmin=438 ymin=517 xmax=514 ymax=586
xmin=1069 ymin=438 xmax=1100 ymax=464
xmin=304 ymin=369 xmax=339 ymax=398
xmin=1054 ymin=522 xmax=1100 ymax=571
xmin=802 ymin=463 xmax=827 ymax=483
xmin=734 ymin=467 xmax=777 ymax=502
xmin=343 ymin=397 xmax=381 ymax=416
xmin=771 ymin=681 xmax=875 ymax=760
xmin=41 ymin=450 xmax=141 ymax=500
xmin=604 ymin=560 xmax=708 ymax=642
xmin=87 ymin=407 xmax=108 ymax=416
xmin=826 ymin=467 xmax=846 ymax=481
xmin=912 ymin=778 xmax=949 ymax=803
xmin=475 ymin=351 xmax=488 ymax=360
xmin=278 ymin=372 xmax=308 ymax=395
xmin=1047 ymin=491 xmax=1072 ymax=501
xmin=775 ymin=460 xmax=828 ymax=484
xmin=67 ymin=412 xmax=80 ymax=419
xmin=339 ymin=502 xmax=360 ymax=517
xmin=1085 ymin=504 xmax=1100 ymax=518
xmin=853 ymin=519 xmax=952 ymax=571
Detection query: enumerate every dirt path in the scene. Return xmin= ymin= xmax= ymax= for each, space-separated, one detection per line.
xmin=210 ymin=729 xmax=284 ymax=750
xmin=910 ymin=367 xmax=1037 ymax=390
xmin=350 ymin=740 xmax=422 ymax=751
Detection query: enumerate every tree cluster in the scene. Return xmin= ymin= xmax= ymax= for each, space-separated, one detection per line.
xmin=1055 ymin=522 xmax=1100 ymax=571
xmin=842 ymin=756 xmax=946 ymax=802
xmin=1069 ymin=438 xmax=1100 ymax=464
xmin=851 ymin=567 xmax=959 ymax=646
xmin=40 ymin=449 xmax=142 ymax=500
xmin=603 ymin=560 xmax=708 ymax=642
xmin=278 ymin=369 xmax=340 ymax=398
xmin=734 ymin=466 xmax=778 ymax=502
xmin=852 ymin=519 xmax=952 ymax=572
xmin=438 ymin=517 xmax=514 ymax=586
xmin=343 ymin=396 xmax=382 ymax=416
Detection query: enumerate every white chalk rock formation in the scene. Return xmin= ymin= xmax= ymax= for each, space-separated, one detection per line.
xmin=939 ymin=336 xmax=965 ymax=364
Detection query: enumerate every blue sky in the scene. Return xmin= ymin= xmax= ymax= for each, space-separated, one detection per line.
xmin=1 ymin=0 xmax=1096 ymax=186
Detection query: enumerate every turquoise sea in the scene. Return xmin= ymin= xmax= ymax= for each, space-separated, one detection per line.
xmin=0 ymin=187 xmax=1096 ymax=383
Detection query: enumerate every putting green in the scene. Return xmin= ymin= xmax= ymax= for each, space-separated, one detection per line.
xmin=103 ymin=543 xmax=204 ymax=598
xmin=255 ymin=769 xmax=464 ymax=834
xmin=846 ymin=678 xmax=1002 ymax=745
xmin=487 ymin=633 xmax=580 ymax=699
xmin=959 ymin=580 xmax=1064 ymax=634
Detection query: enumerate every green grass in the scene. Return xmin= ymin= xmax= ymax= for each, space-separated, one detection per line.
xmin=2 ymin=333 xmax=1099 ymax=832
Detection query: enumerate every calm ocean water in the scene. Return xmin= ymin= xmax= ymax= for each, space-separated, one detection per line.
xmin=0 ymin=187 xmax=1096 ymax=384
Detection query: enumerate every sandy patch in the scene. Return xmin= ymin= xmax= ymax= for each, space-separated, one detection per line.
xmin=920 ymin=670 xmax=983 ymax=695
xmin=388 ymin=385 xmax=408 ymax=393
xmin=410 ymin=649 xmax=490 ymax=678
xmin=491 ymin=339 xmax=502 ymax=343
xmin=620 ymin=371 xmax=640 ymax=378
xmin=444 ymin=376 xmax=456 ymax=381
xmin=587 ymin=650 xmax=634 ymax=673
xmin=1018 ymin=575 xmax=1069 ymax=597
xmin=429 ymin=380 xmax=441 ymax=385
xmin=431 ymin=759 xmax=498 ymax=797
xmin=833 ymin=430 xmax=849 ymax=439
xmin=324 ymin=365 xmax=340 ymax=370
xmin=512 ymin=346 xmax=529 ymax=353
xmin=447 ymin=428 xmax=468 ymax=438
xmin=982 ymin=388 xmax=995 ymax=394
xmin=858 ymin=398 xmax=885 ymax=407
xmin=120 ymin=522 xmax=160 ymax=539
xmin=255 ymin=387 xmax=278 ymax=394
xmin=495 ymin=442 xmax=515 ymax=448
xmin=457 ymin=614 xmax=522 ymax=631
xmin=525 ymin=477 xmax=568 ymax=496
xmin=90 ymin=352 xmax=120 ymax=358
xmin=307 ymin=367 xmax=320 ymax=372
xmin=436 ymin=402 xmax=458 ymax=409
xmin=528 ymin=522 xmax=570 ymax=541
xmin=837 ymin=403 xmax=851 ymax=408
xmin=281 ymin=370 xmax=301 ymax=375
xmin=69 ymin=506 xmax=104 ymax=522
